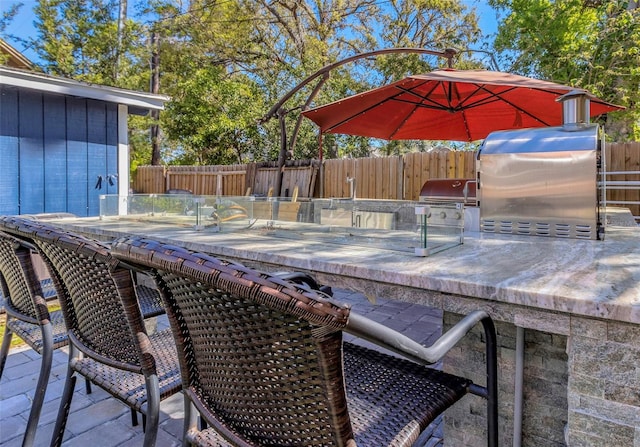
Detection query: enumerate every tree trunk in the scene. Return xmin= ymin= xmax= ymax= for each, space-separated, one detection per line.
xmin=150 ymin=31 xmax=161 ymax=165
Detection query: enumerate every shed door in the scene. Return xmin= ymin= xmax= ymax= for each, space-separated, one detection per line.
xmin=0 ymin=86 xmax=119 ymax=217
xmin=67 ymin=98 xmax=119 ymax=216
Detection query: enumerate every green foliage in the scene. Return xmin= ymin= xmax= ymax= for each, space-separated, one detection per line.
xmin=32 ymin=0 xmax=150 ymax=87
xmin=23 ymin=0 xmax=485 ymax=163
xmin=128 ymin=114 xmax=154 ymax=173
xmin=140 ymin=0 xmax=486 ymax=162
xmin=489 ymin=0 xmax=639 ymax=140
xmin=161 ymin=65 xmax=268 ymax=164
xmin=21 ymin=0 xmax=636 ymax=167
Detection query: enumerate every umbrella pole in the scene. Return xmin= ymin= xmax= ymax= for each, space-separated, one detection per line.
xmin=275 ymin=110 xmax=287 ymax=197
xmin=318 ymin=132 xmax=324 ymax=198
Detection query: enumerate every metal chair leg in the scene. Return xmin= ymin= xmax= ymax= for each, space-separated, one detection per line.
xmin=182 ymin=396 xmax=197 ymax=447
xmin=50 ymin=368 xmax=77 ymax=447
xmin=142 ymin=374 xmax=160 ymax=447
xmin=22 ymin=324 xmax=54 ymax=447
xmin=131 ymin=408 xmax=139 ymax=426
xmin=0 ymin=323 xmax=13 ymax=377
xmin=482 ymin=316 xmax=499 ymax=447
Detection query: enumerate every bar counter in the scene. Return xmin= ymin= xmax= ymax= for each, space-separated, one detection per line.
xmin=50 ymin=216 xmax=640 ymax=323
xmin=49 ymin=216 xmax=640 ymax=446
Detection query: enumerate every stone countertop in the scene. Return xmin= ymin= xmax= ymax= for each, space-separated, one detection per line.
xmin=50 ymin=217 xmax=640 ymax=325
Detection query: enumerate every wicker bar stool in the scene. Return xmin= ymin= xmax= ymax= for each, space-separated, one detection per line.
xmin=0 ymin=273 xmax=56 ymax=314
xmin=1 ymin=261 xmax=164 ymax=320
xmin=0 ymin=217 xmax=182 ymax=447
xmin=112 ymin=235 xmax=498 ymax=447
xmin=0 ymin=230 xmax=163 ymax=445
xmin=0 ymin=231 xmax=68 ymax=447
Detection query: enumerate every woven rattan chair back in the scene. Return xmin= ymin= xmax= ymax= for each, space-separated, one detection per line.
xmin=0 ymin=230 xmax=69 ymax=447
xmin=0 ymin=232 xmax=40 ymax=321
xmin=113 ymin=237 xmax=355 ymax=447
xmin=9 ymin=221 xmax=142 ymax=366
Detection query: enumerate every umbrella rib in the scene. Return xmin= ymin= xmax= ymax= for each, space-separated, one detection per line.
xmin=323 ymin=98 xmax=395 ymax=133
xmin=397 ymin=84 xmax=561 ymax=127
xmin=462 ymin=108 xmax=473 ymax=141
xmin=471 ymin=85 xmax=563 ymax=126
xmin=390 ymin=95 xmax=500 ymax=110
xmin=451 ymin=82 xmax=473 ymax=141
xmin=325 ymin=80 xmax=436 ymax=134
xmin=388 ymin=82 xmax=443 ymax=139
xmin=396 ymin=84 xmax=452 ymax=110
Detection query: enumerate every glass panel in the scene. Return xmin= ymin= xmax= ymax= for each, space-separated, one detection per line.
xmin=98 ymin=195 xmax=465 ymax=256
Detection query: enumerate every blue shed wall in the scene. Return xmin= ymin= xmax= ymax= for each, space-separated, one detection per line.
xmin=0 ymin=85 xmax=119 ymax=217
xmin=0 ymin=87 xmax=19 ymax=215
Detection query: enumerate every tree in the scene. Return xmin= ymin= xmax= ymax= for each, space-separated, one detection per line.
xmin=156 ymin=0 xmax=483 ymax=160
xmin=161 ymin=64 xmax=267 ymax=165
xmin=30 ymin=0 xmax=157 ymax=173
xmin=489 ymin=0 xmax=639 ymax=140
xmin=25 ymin=0 xmax=486 ymax=165
xmin=0 ymin=4 xmax=22 ymax=65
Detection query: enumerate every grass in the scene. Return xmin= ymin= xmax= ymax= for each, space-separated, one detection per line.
xmin=0 ymin=301 xmax=62 ymax=350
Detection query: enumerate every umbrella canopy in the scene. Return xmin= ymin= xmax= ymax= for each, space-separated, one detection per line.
xmin=302 ymin=69 xmax=624 ymax=141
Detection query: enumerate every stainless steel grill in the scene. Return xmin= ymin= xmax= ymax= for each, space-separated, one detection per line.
xmin=477 ymin=125 xmax=602 ymax=239
xmin=476 ymin=92 xmax=604 ymax=240
xmin=419 ymin=178 xmax=477 ymax=205
xmin=416 ymin=92 xmax=609 ymax=240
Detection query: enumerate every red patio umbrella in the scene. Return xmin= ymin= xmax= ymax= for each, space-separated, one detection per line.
xmin=302 ymin=69 xmax=623 ymax=142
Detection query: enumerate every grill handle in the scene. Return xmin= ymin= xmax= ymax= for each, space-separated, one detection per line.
xmin=463 ymin=180 xmax=477 ymax=202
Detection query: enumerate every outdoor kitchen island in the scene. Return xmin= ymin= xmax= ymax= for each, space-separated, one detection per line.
xmin=46 ymin=215 xmax=640 ymax=447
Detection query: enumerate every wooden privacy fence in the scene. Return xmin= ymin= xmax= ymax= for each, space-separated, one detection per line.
xmin=322 ymin=156 xmax=404 ymax=200
xmin=133 ymin=152 xmax=476 ymax=200
xmin=133 ymin=165 xmax=165 ymax=193
xmin=165 ymin=164 xmax=247 ymax=196
xmin=606 ymin=142 xmax=640 ymax=220
xmin=132 ymin=143 xmax=638 ymax=217
xmin=133 ymin=160 xmax=321 ymax=198
xmin=320 ymin=151 xmax=476 ymax=200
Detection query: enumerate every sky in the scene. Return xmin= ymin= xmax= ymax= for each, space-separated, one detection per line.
xmin=1 ymin=0 xmax=500 ymax=66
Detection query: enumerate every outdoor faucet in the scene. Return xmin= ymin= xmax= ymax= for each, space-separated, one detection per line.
xmin=346 ymin=177 xmax=356 ymax=200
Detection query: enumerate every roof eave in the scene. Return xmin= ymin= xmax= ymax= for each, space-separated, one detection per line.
xmin=0 ymin=66 xmax=169 ymax=111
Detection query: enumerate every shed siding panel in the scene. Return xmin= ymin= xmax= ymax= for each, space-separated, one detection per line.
xmin=87 ymin=100 xmax=106 ymax=216
xmin=19 ymin=90 xmax=45 ymax=214
xmin=43 ymin=94 xmax=68 ymax=212
xmin=106 ymin=103 xmax=118 ymax=195
xmin=66 ymin=97 xmax=89 ymax=217
xmin=0 ymin=86 xmax=19 ymax=215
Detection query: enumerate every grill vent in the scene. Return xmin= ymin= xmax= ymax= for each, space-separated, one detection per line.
xmin=481 ymin=220 xmax=593 ymax=239
xmin=535 ymin=223 xmax=550 ymax=236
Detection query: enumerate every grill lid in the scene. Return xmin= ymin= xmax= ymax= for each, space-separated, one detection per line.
xmin=419 ymin=178 xmax=476 ymax=205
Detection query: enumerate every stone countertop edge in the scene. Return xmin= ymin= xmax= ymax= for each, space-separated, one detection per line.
xmin=50 ymin=218 xmax=640 ymax=325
